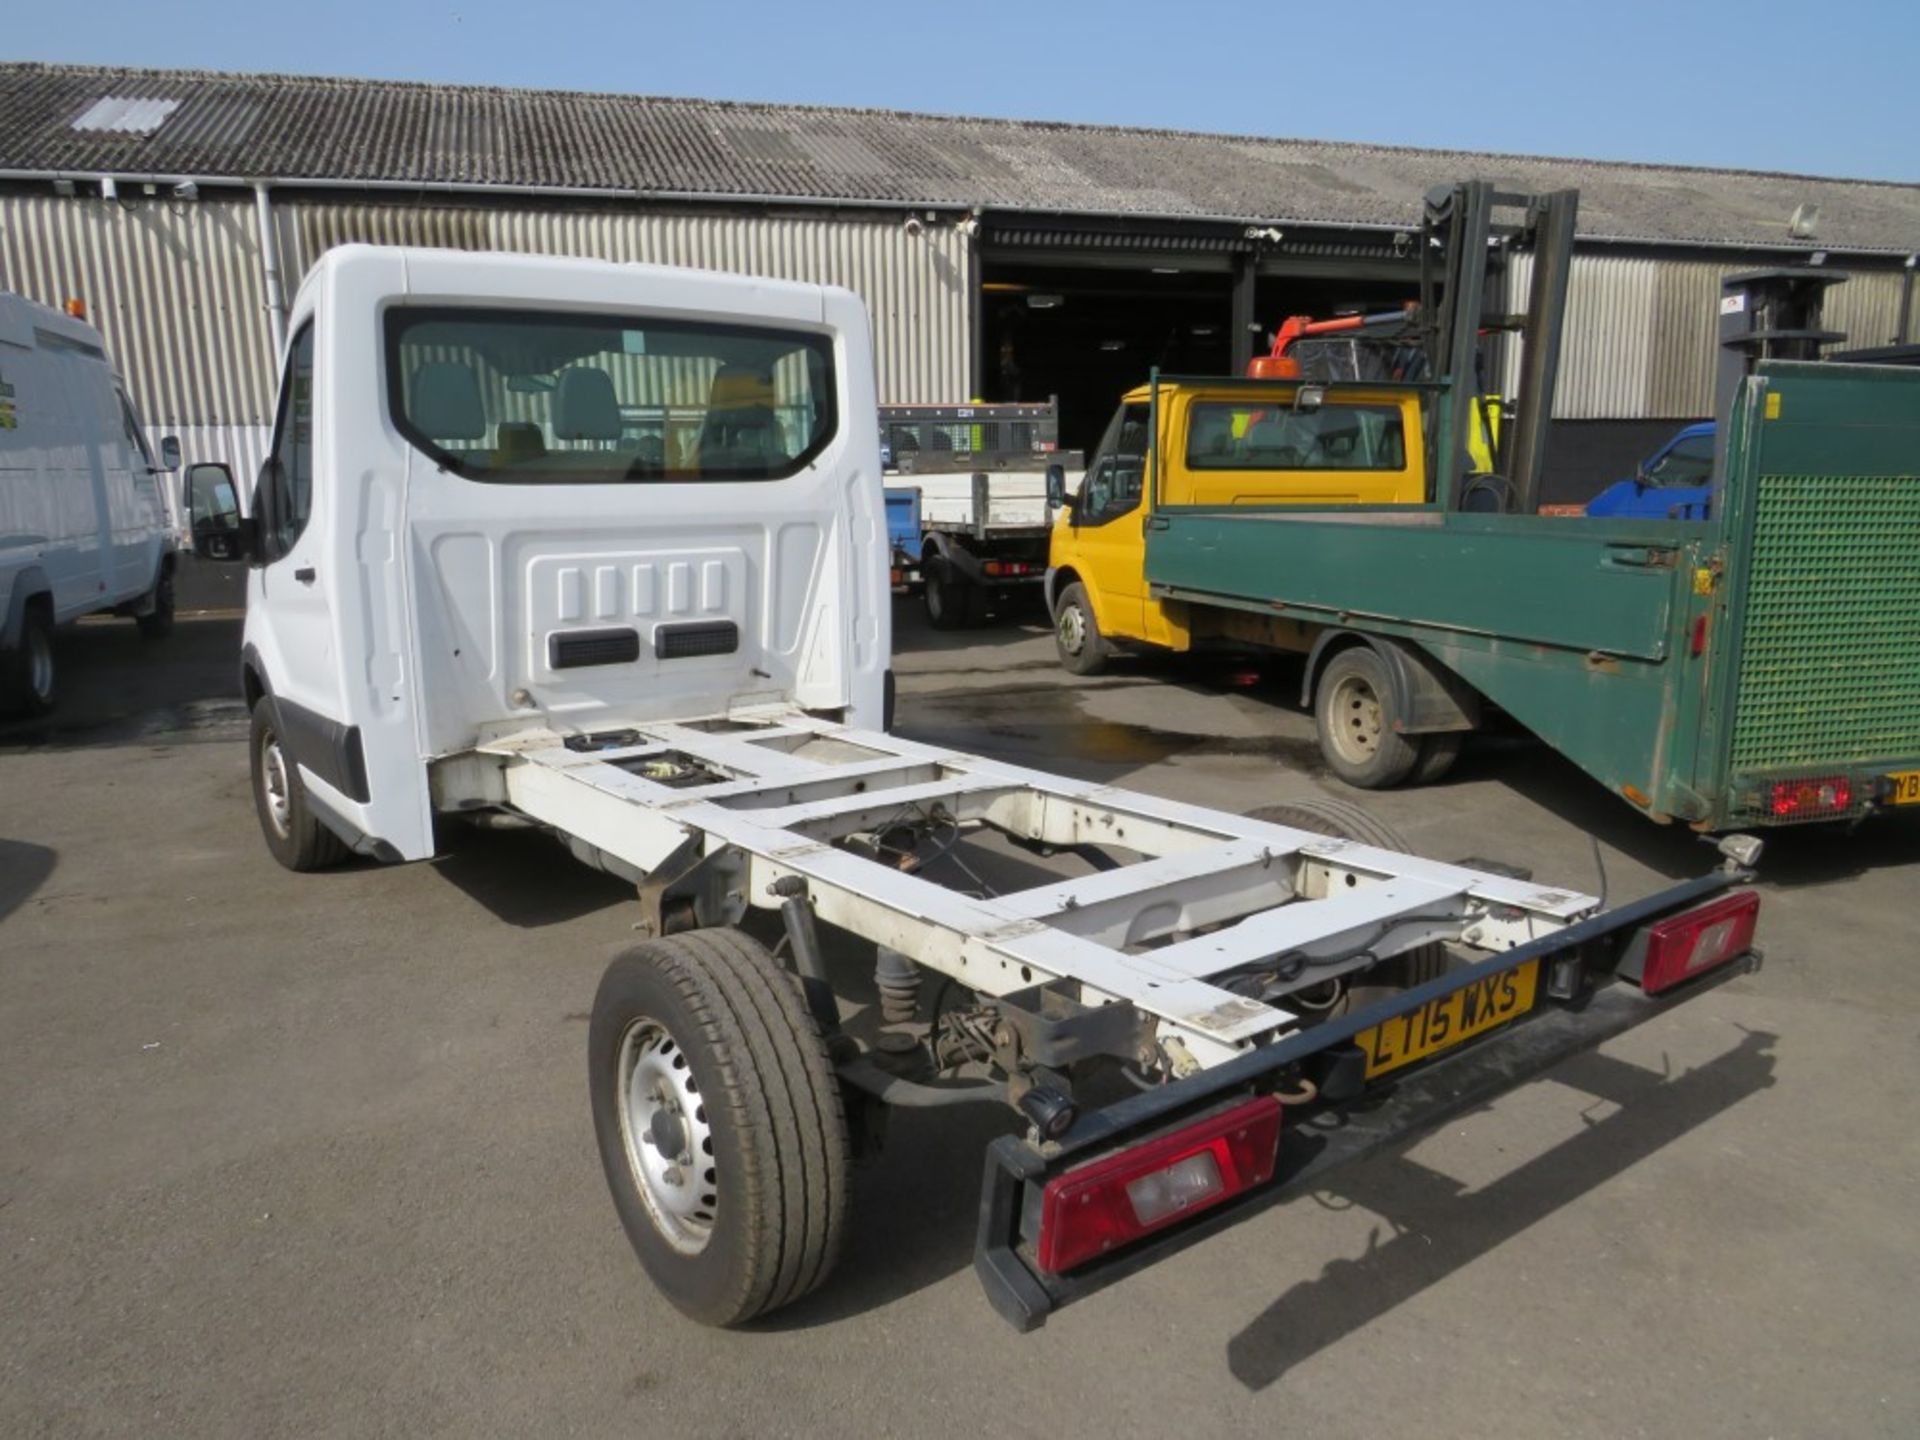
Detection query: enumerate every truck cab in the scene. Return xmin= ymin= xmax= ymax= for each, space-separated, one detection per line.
xmin=185 ymin=246 xmax=889 ymax=865
xmin=1046 ymin=378 xmax=1427 ymax=666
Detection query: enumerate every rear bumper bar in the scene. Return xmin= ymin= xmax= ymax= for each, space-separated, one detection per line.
xmin=974 ymin=869 xmax=1756 ymax=1330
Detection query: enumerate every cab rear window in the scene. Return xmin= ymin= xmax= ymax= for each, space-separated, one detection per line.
xmin=1185 ymin=401 xmax=1406 ymax=471
xmin=385 ymin=307 xmax=836 ymax=483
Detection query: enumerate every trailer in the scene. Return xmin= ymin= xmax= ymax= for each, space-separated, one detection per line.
xmin=880 ymin=400 xmax=1081 ymax=627
xmin=183 ymin=245 xmax=1765 ymax=1329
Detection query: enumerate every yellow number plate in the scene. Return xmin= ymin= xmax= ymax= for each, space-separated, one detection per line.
xmin=1888 ymin=770 xmax=1920 ymax=806
xmin=1357 ymin=960 xmax=1540 ymax=1079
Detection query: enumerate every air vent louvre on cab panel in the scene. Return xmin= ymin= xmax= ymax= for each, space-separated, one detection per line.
xmin=549 ymin=627 xmax=642 ymax=670
xmin=655 ymin=620 xmax=740 ymax=660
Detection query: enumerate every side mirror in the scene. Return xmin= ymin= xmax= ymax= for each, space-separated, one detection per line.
xmin=1045 ymin=463 xmax=1067 ymax=509
xmin=158 ymin=435 xmax=181 ymax=471
xmin=186 ymin=462 xmax=249 ymax=562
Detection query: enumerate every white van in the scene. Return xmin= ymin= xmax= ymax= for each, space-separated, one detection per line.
xmin=0 ymin=291 xmax=179 ymax=714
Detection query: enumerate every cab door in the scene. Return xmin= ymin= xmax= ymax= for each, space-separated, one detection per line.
xmin=248 ymin=315 xmax=429 ymax=859
xmin=1062 ymin=400 xmax=1151 ymax=641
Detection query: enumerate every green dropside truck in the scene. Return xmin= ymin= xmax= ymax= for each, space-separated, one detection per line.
xmin=1058 ymin=184 xmax=1920 ymax=829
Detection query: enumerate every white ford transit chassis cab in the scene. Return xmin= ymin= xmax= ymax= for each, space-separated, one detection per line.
xmin=1 ymin=291 xmax=180 ymax=714
xmin=189 ymin=247 xmax=1764 ymax=1329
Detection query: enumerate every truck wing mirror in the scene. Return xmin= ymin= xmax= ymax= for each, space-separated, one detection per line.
xmin=186 ymin=461 xmax=252 ymax=562
xmin=1045 ymin=462 xmax=1068 ymax=510
xmin=158 ymin=435 xmax=181 ymax=471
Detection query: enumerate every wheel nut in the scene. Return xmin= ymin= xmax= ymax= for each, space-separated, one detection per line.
xmin=662 ymin=1166 xmax=684 ymax=1187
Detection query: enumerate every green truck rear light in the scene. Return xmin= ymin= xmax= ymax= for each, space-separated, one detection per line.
xmin=1770 ymin=776 xmax=1852 ymax=819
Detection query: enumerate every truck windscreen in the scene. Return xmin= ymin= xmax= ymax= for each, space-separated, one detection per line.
xmin=384 ymin=307 xmax=836 ymax=483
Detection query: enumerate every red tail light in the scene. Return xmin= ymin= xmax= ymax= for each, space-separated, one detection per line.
xmin=1034 ymin=1095 xmax=1281 ymax=1274
xmin=1633 ymin=890 xmax=1760 ymax=995
xmin=1770 ymin=776 xmax=1851 ymax=818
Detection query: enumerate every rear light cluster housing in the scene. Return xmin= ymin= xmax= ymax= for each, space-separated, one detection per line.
xmin=1034 ymin=1095 xmax=1282 ymax=1274
xmin=1768 ymin=776 xmax=1853 ymax=820
xmin=1623 ymin=889 xmax=1760 ymax=996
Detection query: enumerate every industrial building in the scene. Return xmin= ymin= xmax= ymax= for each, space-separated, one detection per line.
xmin=2 ymin=60 xmax=1916 ymax=501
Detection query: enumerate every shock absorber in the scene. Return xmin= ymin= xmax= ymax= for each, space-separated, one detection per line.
xmin=873 ymin=946 xmax=922 ymax=1025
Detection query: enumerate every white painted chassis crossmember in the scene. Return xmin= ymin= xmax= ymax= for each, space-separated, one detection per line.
xmin=441 ymin=706 xmax=1595 ymax=1069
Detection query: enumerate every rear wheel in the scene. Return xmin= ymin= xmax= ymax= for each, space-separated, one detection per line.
xmin=1313 ymin=647 xmax=1419 ymax=789
xmin=1052 ymin=581 xmax=1108 ymax=677
xmin=4 ymin=603 xmax=57 ymax=717
xmin=249 ymin=699 xmax=349 ymax=872
xmin=923 ymin=559 xmax=975 ymax=631
xmin=589 ymin=928 xmax=851 ymax=1326
xmin=1246 ymin=796 xmax=1446 ymax=988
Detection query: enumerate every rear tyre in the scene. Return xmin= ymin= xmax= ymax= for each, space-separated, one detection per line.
xmin=589 ymin=928 xmax=851 ymax=1327
xmin=923 ymin=560 xmax=974 ymax=631
xmin=1247 ymin=796 xmax=1446 ymax=988
xmin=4 ymin=603 xmax=57 ymax=717
xmin=1052 ymin=582 xmax=1108 ymax=677
xmin=249 ymin=699 xmax=349 ymax=872
xmin=1409 ymin=730 xmax=1466 ymax=786
xmin=136 ymin=562 xmax=175 ymax=640
xmin=1313 ymin=647 xmax=1419 ymax=789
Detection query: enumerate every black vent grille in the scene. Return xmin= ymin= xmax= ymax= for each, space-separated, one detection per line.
xmin=549 ymin=627 xmax=641 ymax=670
xmin=655 ymin=621 xmax=740 ymax=660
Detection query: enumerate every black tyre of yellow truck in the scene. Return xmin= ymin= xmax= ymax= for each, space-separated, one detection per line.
xmin=1313 ymin=646 xmax=1420 ymax=789
xmin=589 ymin=927 xmax=851 ymax=1327
xmin=1052 ymin=581 xmax=1109 ymax=677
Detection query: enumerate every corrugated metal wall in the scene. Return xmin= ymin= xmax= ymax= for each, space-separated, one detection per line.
xmin=0 ymin=191 xmax=972 ymax=480
xmin=1506 ymin=251 xmax=1914 ymax=418
xmin=4 ymin=186 xmax=1909 ymax=448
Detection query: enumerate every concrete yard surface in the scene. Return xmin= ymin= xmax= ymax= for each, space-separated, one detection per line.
xmin=2 ymin=605 xmax=1916 ymax=1438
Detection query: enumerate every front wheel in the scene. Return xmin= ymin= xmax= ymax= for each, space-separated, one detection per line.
xmin=1313 ymin=646 xmax=1419 ymax=789
xmin=589 ymin=928 xmax=851 ymax=1326
xmin=1052 ymin=582 xmax=1109 ymax=676
xmin=249 ymin=699 xmax=349 ymax=872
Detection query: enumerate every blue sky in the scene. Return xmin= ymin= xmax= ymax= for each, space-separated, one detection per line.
xmin=13 ymin=0 xmax=1918 ymax=182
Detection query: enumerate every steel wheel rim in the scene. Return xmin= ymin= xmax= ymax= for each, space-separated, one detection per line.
xmin=1057 ymin=603 xmax=1087 ymax=655
xmin=1329 ymin=673 xmax=1383 ymax=763
xmin=26 ymin=626 xmax=53 ymax=701
xmin=616 ymin=1017 xmax=717 ymax=1255
xmin=260 ymin=733 xmax=294 ymax=837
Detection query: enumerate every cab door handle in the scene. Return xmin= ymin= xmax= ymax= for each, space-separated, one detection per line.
xmin=293 ymin=566 xmax=316 ymax=584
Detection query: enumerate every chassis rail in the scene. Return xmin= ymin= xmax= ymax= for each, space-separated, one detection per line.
xmin=973 ymin=867 xmax=1753 ymax=1329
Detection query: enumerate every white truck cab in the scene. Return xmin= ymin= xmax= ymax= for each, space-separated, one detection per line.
xmin=189 ymin=246 xmax=888 ymax=864
xmin=1 ymin=291 xmax=180 ymax=714
xmin=189 ymin=246 xmax=1759 ymax=1331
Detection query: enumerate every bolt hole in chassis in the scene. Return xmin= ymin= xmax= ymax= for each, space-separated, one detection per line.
xmin=434 ymin=706 xmax=1758 ymax=1328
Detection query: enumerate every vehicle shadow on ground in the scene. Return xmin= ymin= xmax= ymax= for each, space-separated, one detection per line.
xmin=430 ymin=824 xmax=638 ymax=928
xmin=760 ymin=1024 xmax=1779 ymax=1337
xmin=0 ymin=614 xmax=245 ymax=753
xmin=1486 ymin=742 xmax=1920 ymax=887
xmin=1226 ymin=1027 xmax=1778 ymax=1390
xmin=0 ymin=839 xmax=57 ymax=924
xmin=889 ymin=595 xmax=1053 ymax=657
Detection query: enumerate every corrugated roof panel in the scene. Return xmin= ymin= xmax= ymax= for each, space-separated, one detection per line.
xmin=4 ymin=63 xmax=1916 ymax=251
xmin=70 ymin=95 xmax=179 ymax=135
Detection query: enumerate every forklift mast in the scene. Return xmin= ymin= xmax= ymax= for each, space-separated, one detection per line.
xmin=1418 ymin=181 xmax=1579 ymax=513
